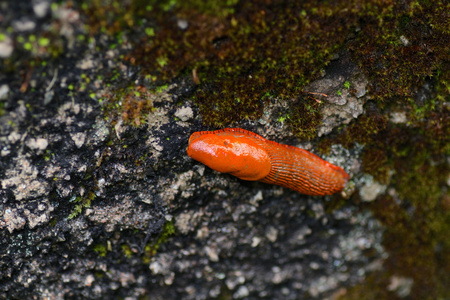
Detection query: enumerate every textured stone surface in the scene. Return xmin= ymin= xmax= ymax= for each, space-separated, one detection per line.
xmin=305 ymin=53 xmax=368 ymax=137
xmin=0 ymin=1 xmax=401 ymax=300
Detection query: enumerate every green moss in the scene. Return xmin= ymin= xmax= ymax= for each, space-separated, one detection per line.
xmin=313 ymin=71 xmax=449 ymax=300
xmin=38 ymin=37 xmax=50 ymax=47
xmin=362 ymin=178 xmax=450 ymax=299
xmin=0 ymin=101 xmax=5 ymax=117
xmin=101 ymin=84 xmax=155 ymax=127
xmin=93 ymin=243 xmax=108 ymax=257
xmin=340 ymin=141 xmax=449 ymax=299
xmin=78 ymin=0 xmax=447 ymax=140
xmin=121 ymin=244 xmax=134 ymax=259
xmin=77 ymin=0 xmax=359 ymax=136
xmin=187 ymin=1 xmax=352 ymax=131
xmin=15 ymin=31 xmax=64 ymax=59
xmin=348 ymin=1 xmax=448 ymax=101
xmin=361 ymin=145 xmax=391 ymax=184
xmin=43 ymin=150 xmax=53 ymax=162
xmin=67 ymin=192 xmax=96 ymax=220
xmin=142 ymin=220 xmax=176 ymax=263
xmin=339 ymin=272 xmax=401 ymax=300
xmin=286 ymin=96 xmax=322 ymax=140
xmin=318 ymin=108 xmax=388 ymax=153
xmin=334 ymin=99 xmax=449 ymax=299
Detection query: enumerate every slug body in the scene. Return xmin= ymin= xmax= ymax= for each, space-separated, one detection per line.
xmin=187 ymin=128 xmax=349 ymax=196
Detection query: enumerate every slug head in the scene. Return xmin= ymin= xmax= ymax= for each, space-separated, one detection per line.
xmin=187 ymin=131 xmax=271 ymax=181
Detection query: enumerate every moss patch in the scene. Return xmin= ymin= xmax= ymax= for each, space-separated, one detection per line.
xmin=78 ymin=1 xmax=448 ymax=141
xmin=331 ymin=99 xmax=449 ymax=299
xmin=93 ymin=243 xmax=108 ymax=257
xmin=348 ymin=0 xmax=449 ymax=100
xmin=80 ymin=0 xmax=360 ymax=138
xmin=286 ymin=95 xmax=323 ymax=140
xmin=142 ymin=220 xmax=176 ymax=263
xmin=101 ymin=84 xmax=155 ymax=127
xmin=67 ymin=191 xmax=96 ymax=220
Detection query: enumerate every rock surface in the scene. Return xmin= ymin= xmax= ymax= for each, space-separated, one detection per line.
xmin=1 ymin=1 xmax=448 ymax=300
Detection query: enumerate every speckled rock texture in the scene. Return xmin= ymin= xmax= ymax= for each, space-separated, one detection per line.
xmin=1 ymin=1 xmax=447 ymax=300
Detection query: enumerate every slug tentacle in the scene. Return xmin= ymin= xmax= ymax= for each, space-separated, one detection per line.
xmin=187 ymin=128 xmax=349 ymax=196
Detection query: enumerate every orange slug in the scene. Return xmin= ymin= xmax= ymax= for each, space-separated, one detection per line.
xmin=187 ymin=128 xmax=349 ymax=196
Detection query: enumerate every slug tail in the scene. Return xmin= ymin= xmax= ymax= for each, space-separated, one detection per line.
xmin=261 ymin=143 xmax=349 ymax=196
